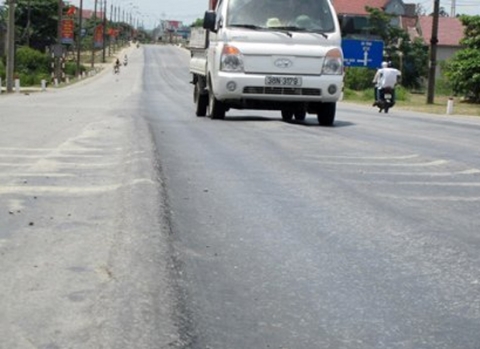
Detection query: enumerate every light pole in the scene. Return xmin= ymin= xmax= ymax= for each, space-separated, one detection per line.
xmin=76 ymin=0 xmax=83 ymax=78
xmin=427 ymin=0 xmax=440 ymax=104
xmin=90 ymin=0 xmax=98 ymax=68
xmin=6 ymin=0 xmax=16 ymax=93
xmin=55 ymin=0 xmax=63 ymax=82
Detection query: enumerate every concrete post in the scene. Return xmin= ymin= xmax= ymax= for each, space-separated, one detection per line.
xmin=446 ymin=98 xmax=454 ymax=115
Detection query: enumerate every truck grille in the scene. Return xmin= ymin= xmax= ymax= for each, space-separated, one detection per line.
xmin=243 ymin=86 xmax=321 ymax=96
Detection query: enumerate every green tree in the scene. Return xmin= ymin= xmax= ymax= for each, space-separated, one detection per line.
xmin=15 ymin=0 xmax=60 ymax=52
xmin=399 ymin=38 xmax=429 ymax=89
xmin=366 ymin=7 xmax=409 ymax=61
xmin=444 ymin=15 xmax=480 ymax=102
xmin=190 ymin=18 xmax=204 ymax=27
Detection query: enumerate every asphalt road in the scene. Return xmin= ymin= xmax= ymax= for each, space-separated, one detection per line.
xmin=1 ymin=44 xmax=480 ymax=349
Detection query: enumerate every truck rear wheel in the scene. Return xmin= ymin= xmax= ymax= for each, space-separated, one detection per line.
xmin=194 ymin=83 xmax=208 ymax=117
xmin=208 ymin=89 xmax=226 ymax=120
xmin=316 ymin=102 xmax=336 ymax=126
xmin=281 ymin=110 xmax=293 ymax=122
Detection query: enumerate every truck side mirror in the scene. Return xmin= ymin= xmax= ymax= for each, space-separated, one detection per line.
xmin=203 ymin=11 xmax=217 ymax=32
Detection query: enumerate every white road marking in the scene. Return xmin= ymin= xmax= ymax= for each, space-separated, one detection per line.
xmin=304 ymin=154 xmax=419 ymax=160
xmin=0 ymin=173 xmax=75 ymax=178
xmin=0 ymin=178 xmax=155 ymax=196
xmin=0 ymin=147 xmax=122 ymax=152
xmin=0 ymin=161 xmax=119 ymax=168
xmin=301 ymin=159 xmax=448 ymax=167
xmin=0 ymin=154 xmax=105 ymax=159
xmin=362 ymin=181 xmax=480 ymax=187
xmin=341 ymin=169 xmax=480 ymax=176
xmin=377 ymin=194 xmax=480 ymax=202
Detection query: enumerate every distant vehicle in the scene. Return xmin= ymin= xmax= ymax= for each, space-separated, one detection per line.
xmin=114 ymin=59 xmax=120 ymax=74
xmin=189 ymin=0 xmax=344 ymax=125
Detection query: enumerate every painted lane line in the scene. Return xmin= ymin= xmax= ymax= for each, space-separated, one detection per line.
xmin=322 ymin=168 xmax=480 ymax=177
xmin=300 ymin=159 xmax=448 ymax=167
xmin=0 ymin=147 xmax=123 ymax=152
xmin=0 ymin=179 xmax=156 ymax=196
xmin=377 ymin=194 xmax=480 ymax=202
xmin=0 ymin=173 xmax=75 ymax=178
xmin=303 ymin=154 xmax=419 ymax=160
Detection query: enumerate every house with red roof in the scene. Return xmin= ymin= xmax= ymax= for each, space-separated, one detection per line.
xmin=402 ymin=15 xmax=464 ymax=75
xmin=413 ymin=17 xmax=464 ymax=58
xmin=333 ymin=0 xmax=406 ymax=38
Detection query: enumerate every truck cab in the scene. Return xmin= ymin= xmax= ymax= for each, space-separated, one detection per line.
xmin=190 ymin=0 xmax=344 ymax=125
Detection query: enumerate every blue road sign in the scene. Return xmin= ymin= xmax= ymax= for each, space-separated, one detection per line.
xmin=342 ymin=39 xmax=384 ymax=69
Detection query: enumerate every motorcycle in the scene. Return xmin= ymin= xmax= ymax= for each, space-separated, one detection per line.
xmin=375 ymin=87 xmax=395 ymax=113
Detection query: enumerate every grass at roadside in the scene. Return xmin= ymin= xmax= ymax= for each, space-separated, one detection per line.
xmin=343 ymin=89 xmax=480 ymax=117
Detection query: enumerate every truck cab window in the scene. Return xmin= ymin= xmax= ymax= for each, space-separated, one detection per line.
xmin=227 ymin=0 xmax=335 ymax=32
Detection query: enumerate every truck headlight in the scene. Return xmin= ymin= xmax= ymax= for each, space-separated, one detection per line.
xmin=220 ymin=45 xmax=244 ymax=72
xmin=322 ymin=48 xmax=343 ymax=75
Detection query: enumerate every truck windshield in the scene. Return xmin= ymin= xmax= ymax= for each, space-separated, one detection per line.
xmin=227 ymin=0 xmax=335 ymax=32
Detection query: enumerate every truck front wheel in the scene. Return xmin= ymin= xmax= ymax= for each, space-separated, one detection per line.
xmin=208 ymin=89 xmax=226 ymax=120
xmin=316 ymin=102 xmax=336 ymax=126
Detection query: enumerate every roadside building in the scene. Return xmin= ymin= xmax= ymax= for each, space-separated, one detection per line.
xmin=333 ymin=0 xmax=406 ymax=39
xmin=410 ymin=16 xmax=465 ymax=76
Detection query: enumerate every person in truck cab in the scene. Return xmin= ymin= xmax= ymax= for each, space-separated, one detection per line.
xmin=229 ymin=0 xmax=296 ymax=27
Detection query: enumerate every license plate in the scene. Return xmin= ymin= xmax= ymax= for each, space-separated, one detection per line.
xmin=265 ymin=76 xmax=302 ymax=86
xmin=384 ymin=93 xmax=392 ymax=99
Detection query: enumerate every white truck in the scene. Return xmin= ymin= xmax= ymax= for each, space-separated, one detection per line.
xmin=189 ymin=0 xmax=344 ymax=126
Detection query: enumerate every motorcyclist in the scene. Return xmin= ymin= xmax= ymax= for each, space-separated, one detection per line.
xmin=372 ymin=61 xmax=401 ymax=111
xmin=114 ymin=58 xmax=120 ymax=74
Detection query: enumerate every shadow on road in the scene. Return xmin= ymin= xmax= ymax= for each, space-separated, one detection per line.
xmin=221 ymin=115 xmax=355 ymax=128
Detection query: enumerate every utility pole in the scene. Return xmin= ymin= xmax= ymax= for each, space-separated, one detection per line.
xmin=76 ymin=0 xmax=83 ymax=78
xmin=90 ymin=0 xmax=98 ymax=68
xmin=56 ymin=0 xmax=64 ymax=82
xmin=108 ymin=1 xmax=113 ymax=56
xmin=6 ymin=0 xmax=16 ymax=93
xmin=426 ymin=0 xmax=440 ymax=104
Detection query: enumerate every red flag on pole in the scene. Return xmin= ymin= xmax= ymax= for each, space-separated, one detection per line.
xmin=66 ymin=6 xmax=76 ymax=16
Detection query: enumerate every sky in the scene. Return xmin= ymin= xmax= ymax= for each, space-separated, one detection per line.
xmin=67 ymin=0 xmax=480 ymax=29
xmin=67 ymin=0 xmax=208 ymax=28
xmin=415 ymin=0 xmax=480 ymax=16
